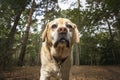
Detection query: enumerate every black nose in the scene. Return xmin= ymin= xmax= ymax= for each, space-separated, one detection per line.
xmin=58 ymin=27 xmax=67 ymax=34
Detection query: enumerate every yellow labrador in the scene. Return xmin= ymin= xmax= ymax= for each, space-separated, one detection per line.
xmin=40 ymin=18 xmax=79 ymax=80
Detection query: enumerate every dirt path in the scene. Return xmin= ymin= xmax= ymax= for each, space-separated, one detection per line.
xmin=70 ymin=66 xmax=120 ymax=80
xmin=0 ymin=66 xmax=120 ymax=80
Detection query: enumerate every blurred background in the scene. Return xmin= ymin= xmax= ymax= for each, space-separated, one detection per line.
xmin=0 ymin=0 xmax=120 ymax=80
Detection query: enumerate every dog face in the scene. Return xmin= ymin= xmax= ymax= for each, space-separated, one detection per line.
xmin=41 ymin=18 xmax=79 ymax=48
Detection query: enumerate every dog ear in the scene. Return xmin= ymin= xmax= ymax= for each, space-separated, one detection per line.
xmin=41 ymin=23 xmax=49 ymax=42
xmin=74 ymin=24 xmax=80 ymax=43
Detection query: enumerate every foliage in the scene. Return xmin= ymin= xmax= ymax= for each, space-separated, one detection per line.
xmin=0 ymin=0 xmax=120 ymax=68
xmin=58 ymin=0 xmax=120 ymax=65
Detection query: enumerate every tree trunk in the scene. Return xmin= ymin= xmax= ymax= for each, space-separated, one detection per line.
xmin=90 ymin=53 xmax=93 ymax=65
xmin=105 ymin=18 xmax=116 ymax=64
xmin=74 ymin=44 xmax=80 ymax=65
xmin=74 ymin=0 xmax=80 ymax=65
xmin=106 ymin=18 xmax=113 ymax=40
xmin=17 ymin=0 xmax=35 ymax=66
xmin=1 ymin=6 xmax=25 ymax=69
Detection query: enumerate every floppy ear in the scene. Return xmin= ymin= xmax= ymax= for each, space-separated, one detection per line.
xmin=74 ymin=24 xmax=80 ymax=43
xmin=41 ymin=24 xmax=48 ymax=42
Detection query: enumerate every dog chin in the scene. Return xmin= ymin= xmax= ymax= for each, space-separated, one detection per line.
xmin=54 ymin=38 xmax=69 ymax=48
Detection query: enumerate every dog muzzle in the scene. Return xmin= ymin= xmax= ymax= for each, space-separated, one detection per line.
xmin=54 ymin=36 xmax=70 ymax=48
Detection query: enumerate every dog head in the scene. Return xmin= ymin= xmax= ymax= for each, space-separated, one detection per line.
xmin=41 ymin=18 xmax=79 ymax=48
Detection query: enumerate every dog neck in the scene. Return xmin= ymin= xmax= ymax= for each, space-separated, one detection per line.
xmin=53 ymin=56 xmax=68 ymax=67
xmin=46 ymin=41 xmax=71 ymax=63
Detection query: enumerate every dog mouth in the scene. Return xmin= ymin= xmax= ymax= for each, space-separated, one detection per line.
xmin=54 ymin=37 xmax=69 ymax=48
xmin=59 ymin=38 xmax=67 ymax=43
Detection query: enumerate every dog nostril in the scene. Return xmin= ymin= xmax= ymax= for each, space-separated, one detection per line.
xmin=58 ymin=27 xmax=67 ymax=33
xmin=60 ymin=28 xmax=62 ymax=32
xmin=63 ymin=28 xmax=67 ymax=32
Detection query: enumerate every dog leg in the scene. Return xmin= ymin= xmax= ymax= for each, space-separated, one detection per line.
xmin=40 ymin=69 xmax=50 ymax=80
xmin=61 ymin=57 xmax=71 ymax=80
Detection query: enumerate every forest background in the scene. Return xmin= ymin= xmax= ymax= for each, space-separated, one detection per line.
xmin=0 ymin=0 xmax=120 ymax=69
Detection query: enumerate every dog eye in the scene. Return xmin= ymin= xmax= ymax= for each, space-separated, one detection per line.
xmin=66 ymin=24 xmax=72 ymax=29
xmin=51 ymin=24 xmax=57 ymax=29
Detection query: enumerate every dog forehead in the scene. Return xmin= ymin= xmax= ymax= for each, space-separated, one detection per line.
xmin=50 ymin=18 xmax=72 ymax=25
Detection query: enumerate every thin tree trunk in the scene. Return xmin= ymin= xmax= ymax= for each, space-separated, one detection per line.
xmin=75 ymin=44 xmax=80 ymax=65
xmin=105 ymin=18 xmax=116 ymax=64
xmin=90 ymin=53 xmax=93 ymax=65
xmin=106 ymin=18 xmax=113 ymax=39
xmin=17 ymin=0 xmax=35 ymax=66
xmin=74 ymin=0 xmax=80 ymax=65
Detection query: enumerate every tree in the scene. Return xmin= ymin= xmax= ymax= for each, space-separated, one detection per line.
xmin=0 ymin=0 xmax=29 ymax=68
xmin=74 ymin=0 xmax=81 ymax=65
xmin=79 ymin=0 xmax=120 ymax=65
xmin=17 ymin=0 xmax=35 ymax=66
xmin=60 ymin=0 xmax=120 ymax=65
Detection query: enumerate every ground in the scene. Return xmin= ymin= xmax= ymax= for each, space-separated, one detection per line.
xmin=0 ymin=66 xmax=120 ymax=80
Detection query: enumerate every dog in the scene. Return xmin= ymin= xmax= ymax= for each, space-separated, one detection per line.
xmin=40 ymin=18 xmax=79 ymax=80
